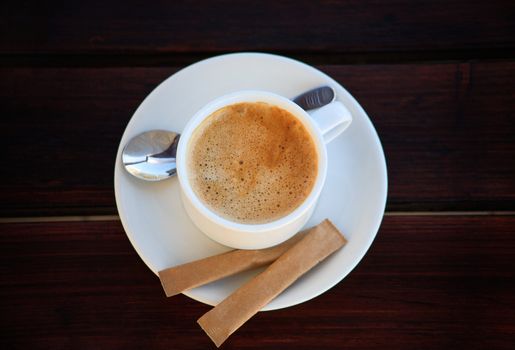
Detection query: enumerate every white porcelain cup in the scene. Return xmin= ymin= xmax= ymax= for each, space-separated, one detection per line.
xmin=176 ymin=90 xmax=352 ymax=249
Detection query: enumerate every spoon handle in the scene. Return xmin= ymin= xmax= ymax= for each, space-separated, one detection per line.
xmin=292 ymin=86 xmax=335 ymax=110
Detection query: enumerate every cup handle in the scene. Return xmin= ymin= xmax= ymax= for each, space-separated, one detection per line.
xmin=307 ymin=101 xmax=352 ymax=144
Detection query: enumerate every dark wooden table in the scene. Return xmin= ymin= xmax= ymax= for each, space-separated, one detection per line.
xmin=2 ymin=1 xmax=515 ymax=349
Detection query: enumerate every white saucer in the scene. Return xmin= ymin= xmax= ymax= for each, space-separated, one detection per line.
xmin=114 ymin=53 xmax=387 ymax=311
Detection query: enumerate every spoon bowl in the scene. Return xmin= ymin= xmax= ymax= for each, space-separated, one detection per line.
xmin=123 ymin=130 xmax=180 ymax=181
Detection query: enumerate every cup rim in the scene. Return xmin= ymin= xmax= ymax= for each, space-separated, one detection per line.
xmin=176 ymin=90 xmax=328 ymax=233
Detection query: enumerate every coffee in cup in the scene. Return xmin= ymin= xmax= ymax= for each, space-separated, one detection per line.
xmin=187 ymin=102 xmax=318 ymax=224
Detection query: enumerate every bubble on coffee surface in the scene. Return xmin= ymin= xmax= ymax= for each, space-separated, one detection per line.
xmin=188 ymin=102 xmax=318 ymax=224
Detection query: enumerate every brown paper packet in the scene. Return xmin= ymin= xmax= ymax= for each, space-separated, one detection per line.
xmin=158 ymin=231 xmax=307 ymax=297
xmin=197 ymin=219 xmax=346 ymax=347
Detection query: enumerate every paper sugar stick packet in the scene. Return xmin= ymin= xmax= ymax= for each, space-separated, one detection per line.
xmin=197 ymin=219 xmax=346 ymax=347
xmin=158 ymin=230 xmax=307 ymax=297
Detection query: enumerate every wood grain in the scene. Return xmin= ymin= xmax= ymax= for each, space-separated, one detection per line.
xmin=1 ymin=1 xmax=514 ymax=57
xmin=0 ymin=67 xmax=166 ymax=216
xmin=1 ymin=62 xmax=514 ymax=216
xmin=325 ymin=62 xmax=515 ymax=211
xmin=1 ymin=216 xmax=514 ymax=349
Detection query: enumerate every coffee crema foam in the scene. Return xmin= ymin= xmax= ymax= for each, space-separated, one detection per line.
xmin=187 ymin=102 xmax=318 ymax=224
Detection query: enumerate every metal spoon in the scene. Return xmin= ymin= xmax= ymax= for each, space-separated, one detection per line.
xmin=123 ymin=86 xmax=335 ymax=181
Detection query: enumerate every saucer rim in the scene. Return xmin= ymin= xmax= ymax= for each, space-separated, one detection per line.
xmin=114 ymin=52 xmax=388 ymax=310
